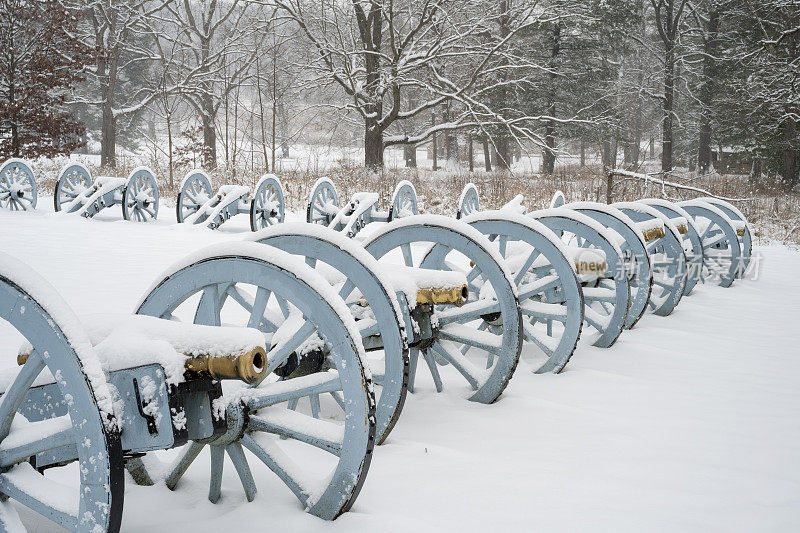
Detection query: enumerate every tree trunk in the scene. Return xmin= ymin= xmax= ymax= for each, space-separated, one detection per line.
xmin=782 ymin=113 xmax=798 ymax=188
xmin=364 ymin=119 xmax=384 ymax=169
xmin=404 ymin=143 xmax=417 ymax=168
xmin=662 ymin=41 xmax=675 ymax=173
xmin=202 ymin=101 xmax=217 ymax=170
xmin=580 ymin=138 xmax=586 ymax=167
xmin=750 ymin=159 xmax=761 ymax=184
xmin=482 ymin=139 xmax=492 ymax=172
xmin=542 ymin=24 xmax=560 ymax=175
xmin=698 ymin=9 xmax=719 ymax=174
xmin=99 ymin=55 xmax=118 ymax=168
xmin=468 ymin=134 xmax=474 ymax=172
xmin=494 ymin=137 xmax=510 ymax=171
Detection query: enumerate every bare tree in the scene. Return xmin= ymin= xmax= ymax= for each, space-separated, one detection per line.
xmin=272 ymin=0 xmax=563 ymax=169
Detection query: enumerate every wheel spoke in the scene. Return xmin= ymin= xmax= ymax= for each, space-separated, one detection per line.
xmin=430 ymin=342 xmax=482 ymax=389
xmin=249 ymin=411 xmax=343 ymax=456
xmin=262 ymin=320 xmax=317 ymax=377
xmin=241 ymin=434 xmax=310 ymax=505
xmin=226 ymin=442 xmax=257 ymax=502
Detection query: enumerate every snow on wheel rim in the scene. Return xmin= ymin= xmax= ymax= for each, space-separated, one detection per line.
xmin=362 ymin=215 xmax=522 ymax=404
xmin=54 ymin=162 xmax=92 ymax=213
xmin=528 ymin=208 xmax=630 ymax=349
xmin=697 ymin=197 xmax=752 ymax=275
xmin=250 ymin=174 xmax=285 ymax=231
xmin=250 ymin=222 xmax=408 ymax=444
xmin=678 ymin=200 xmax=741 ymax=288
xmin=564 ymin=202 xmax=651 ymax=330
xmin=464 ymin=211 xmax=584 ymax=374
xmin=306 ymin=177 xmax=339 ymax=225
xmin=550 ymin=190 xmax=566 ymax=208
xmin=0 ymin=252 xmax=123 ymax=532
xmin=176 ymin=169 xmax=213 ymax=224
xmin=639 ymin=198 xmax=704 ymax=296
xmin=135 ymin=242 xmax=375 ymax=520
xmin=123 ymin=167 xmax=159 ymax=222
xmin=456 ymin=183 xmax=480 ymax=219
xmin=614 ymin=201 xmax=688 ymax=316
xmin=389 ymin=180 xmax=418 ymax=221
xmin=0 ymin=159 xmax=37 ymax=211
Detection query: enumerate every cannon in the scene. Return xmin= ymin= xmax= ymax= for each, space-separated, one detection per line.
xmin=54 ymin=163 xmax=160 ymax=222
xmin=0 ymin=244 xmax=376 ymax=530
xmin=456 ymin=185 xmax=631 ymax=350
xmin=0 ymin=159 xmax=38 ymax=211
xmin=176 ymin=170 xmax=285 ymax=231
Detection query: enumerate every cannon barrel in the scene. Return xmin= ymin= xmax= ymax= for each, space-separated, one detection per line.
xmin=675 ymin=223 xmax=688 ymax=235
xmin=641 ymin=226 xmax=666 ymax=242
xmin=416 ymin=284 xmax=469 ymax=307
xmin=184 ymin=346 xmax=267 ymax=384
xmin=18 ymin=346 xmax=268 ymax=385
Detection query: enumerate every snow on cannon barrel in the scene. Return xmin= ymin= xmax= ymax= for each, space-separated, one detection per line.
xmin=0 ymin=158 xmax=38 ymax=210
xmin=54 ymin=163 xmax=160 ymax=221
xmin=17 ymin=339 xmax=267 ymax=384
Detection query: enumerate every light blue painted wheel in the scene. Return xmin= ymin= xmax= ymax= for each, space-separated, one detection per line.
xmin=307 ymin=177 xmax=339 ymax=225
xmin=456 ymin=183 xmax=480 ymax=219
xmin=0 ymin=159 xmax=37 ymax=210
xmin=550 ymin=190 xmax=566 ymax=208
xmin=678 ymin=200 xmax=741 ymax=288
xmin=136 ymin=245 xmax=374 ymax=520
xmin=529 ymin=210 xmax=630 ymax=348
xmin=698 ymin=197 xmax=752 ymax=276
xmin=464 ymin=212 xmax=584 ymax=374
xmin=251 ymin=225 xmax=408 ymax=444
xmin=123 ymin=167 xmax=159 ymax=222
xmin=54 ymin=163 xmax=92 ymax=212
xmin=640 ymin=199 xmax=704 ymax=296
xmin=176 ymin=170 xmax=212 ymax=223
xmin=363 ymin=216 xmax=522 ymax=403
xmin=615 ymin=202 xmax=688 ymax=316
xmin=389 ymin=180 xmax=418 ymax=221
xmin=567 ymin=203 xmax=651 ymax=329
xmin=250 ymin=175 xmax=285 ymax=231
xmin=0 ymin=254 xmax=123 ymax=532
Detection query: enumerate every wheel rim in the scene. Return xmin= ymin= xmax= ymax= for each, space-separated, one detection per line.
xmin=0 ymin=160 xmax=37 ymax=211
xmin=364 ymin=216 xmax=522 ymax=403
xmin=251 ymin=226 xmax=408 ymax=444
xmin=615 ymin=202 xmax=687 ymax=316
xmin=530 ymin=211 xmax=630 ymax=348
xmin=699 ymin=198 xmax=752 ymax=275
xmin=136 ymin=246 xmax=374 ymax=519
xmin=306 ymin=178 xmax=339 ymax=225
xmin=250 ymin=176 xmax=285 ymax=231
xmin=569 ymin=204 xmax=651 ymax=329
xmin=177 ymin=170 xmax=212 ymax=224
xmin=466 ymin=213 xmax=584 ymax=374
xmin=54 ymin=164 xmax=92 ymax=213
xmin=456 ymin=183 xmax=480 ymax=219
xmin=679 ymin=201 xmax=741 ymax=288
xmin=123 ymin=168 xmax=159 ymax=222
xmin=0 ymin=255 xmax=123 ymax=532
xmin=389 ymin=180 xmax=418 ymax=221
xmin=640 ymin=199 xmax=704 ymax=296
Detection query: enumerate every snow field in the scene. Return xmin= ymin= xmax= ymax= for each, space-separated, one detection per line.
xmin=0 ymin=199 xmax=798 ymax=531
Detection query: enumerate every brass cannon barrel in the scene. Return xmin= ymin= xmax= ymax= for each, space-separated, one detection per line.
xmin=185 ymin=346 xmax=267 ymax=384
xmin=18 ymin=346 xmax=268 ymax=385
xmin=416 ymin=284 xmax=469 ymax=307
xmin=641 ymin=226 xmax=666 ymax=242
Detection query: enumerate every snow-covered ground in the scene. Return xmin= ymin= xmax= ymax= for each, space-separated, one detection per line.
xmin=1 ymin=201 xmax=799 ymax=532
